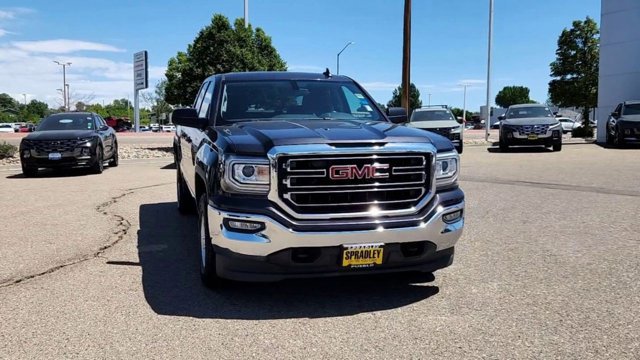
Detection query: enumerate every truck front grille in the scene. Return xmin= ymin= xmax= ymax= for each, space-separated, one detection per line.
xmin=277 ymin=153 xmax=431 ymax=215
xmin=32 ymin=139 xmax=79 ymax=153
xmin=516 ymin=125 xmax=550 ymax=136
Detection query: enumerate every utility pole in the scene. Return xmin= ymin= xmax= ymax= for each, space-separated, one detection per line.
xmin=428 ymin=93 xmax=432 ymax=106
xmin=22 ymin=94 xmax=27 ymax=106
xmin=336 ymin=41 xmax=354 ymax=75
xmin=401 ymin=0 xmax=412 ymax=113
xmin=485 ymin=0 xmax=494 ymax=141
xmin=53 ymin=61 xmax=71 ymax=111
xmin=65 ymin=84 xmax=70 ymax=110
xmin=244 ymin=0 xmax=249 ymax=27
xmin=462 ymin=84 xmax=468 ymax=136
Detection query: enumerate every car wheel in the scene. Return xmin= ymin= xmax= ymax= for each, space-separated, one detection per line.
xmin=91 ymin=146 xmax=104 ymax=174
xmin=198 ymin=193 xmax=224 ymax=288
xmin=108 ymin=142 xmax=119 ymax=167
xmin=553 ymin=142 xmax=562 ymax=152
xmin=499 ymin=136 xmax=509 ymax=152
xmin=177 ymin=165 xmax=196 ymax=214
xmin=21 ymin=163 xmax=38 ymax=178
xmin=456 ymin=144 xmax=463 ymax=154
xmin=605 ymin=128 xmax=614 ymax=145
xmin=614 ymin=127 xmax=626 ymax=148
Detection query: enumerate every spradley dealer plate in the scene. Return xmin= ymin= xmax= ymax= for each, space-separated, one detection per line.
xmin=342 ymin=243 xmax=384 ymax=268
xmin=48 ymin=152 xmax=62 ymax=160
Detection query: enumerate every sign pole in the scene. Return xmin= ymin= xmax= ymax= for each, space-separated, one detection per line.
xmin=133 ymin=50 xmax=148 ymax=133
xmin=134 ymin=89 xmax=140 ymax=133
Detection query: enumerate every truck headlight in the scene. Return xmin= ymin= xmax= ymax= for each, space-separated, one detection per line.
xmin=435 ymin=151 xmax=459 ymax=189
xmin=222 ymin=156 xmax=270 ymax=194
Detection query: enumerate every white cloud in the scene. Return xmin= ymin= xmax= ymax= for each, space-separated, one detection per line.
xmin=12 ymin=39 xmax=125 ymax=54
xmin=458 ymin=79 xmax=486 ymax=86
xmin=360 ymin=82 xmax=399 ymax=91
xmin=0 ymin=10 xmax=15 ymax=20
xmin=0 ymin=29 xmax=11 ymax=37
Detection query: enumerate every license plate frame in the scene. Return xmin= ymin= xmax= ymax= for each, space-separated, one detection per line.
xmin=341 ymin=243 xmax=384 ymax=268
xmin=527 ymin=134 xmax=538 ymax=140
xmin=48 ymin=152 xmax=62 ymax=160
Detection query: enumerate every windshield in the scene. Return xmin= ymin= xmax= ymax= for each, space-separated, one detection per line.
xmin=219 ymin=80 xmax=383 ymax=122
xmin=623 ymin=103 xmax=640 ymax=115
xmin=505 ymin=106 xmax=553 ymax=119
xmin=38 ymin=114 xmax=95 ymax=131
xmin=411 ymin=109 xmax=455 ymax=121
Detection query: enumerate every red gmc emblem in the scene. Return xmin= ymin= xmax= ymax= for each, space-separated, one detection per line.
xmin=329 ymin=164 xmax=390 ymax=180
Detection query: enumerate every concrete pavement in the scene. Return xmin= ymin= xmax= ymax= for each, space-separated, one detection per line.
xmin=0 ymin=144 xmax=638 ymax=359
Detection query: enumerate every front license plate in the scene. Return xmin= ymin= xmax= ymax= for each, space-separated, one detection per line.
xmin=342 ymin=243 xmax=384 ymax=268
xmin=527 ymin=134 xmax=538 ymax=140
xmin=48 ymin=152 xmax=62 ymax=160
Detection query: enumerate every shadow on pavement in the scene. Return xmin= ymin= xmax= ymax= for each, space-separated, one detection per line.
xmin=137 ymin=202 xmax=439 ymax=320
xmin=161 ymin=162 xmax=176 ymax=170
xmin=487 ymin=146 xmax=554 ymax=154
xmin=5 ymin=168 xmax=109 ymax=179
xmin=595 ymin=142 xmax=640 ymax=150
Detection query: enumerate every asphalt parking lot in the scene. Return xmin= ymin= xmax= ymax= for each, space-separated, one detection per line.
xmin=1 ymin=144 xmax=639 ymax=359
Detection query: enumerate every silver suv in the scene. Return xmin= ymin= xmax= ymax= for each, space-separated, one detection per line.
xmin=408 ymin=106 xmax=463 ymax=153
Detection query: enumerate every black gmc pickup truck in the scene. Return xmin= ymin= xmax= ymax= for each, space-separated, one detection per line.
xmin=173 ymin=71 xmax=465 ymax=287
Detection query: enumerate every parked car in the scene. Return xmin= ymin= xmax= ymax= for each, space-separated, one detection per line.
xmin=139 ymin=126 xmax=150 ymax=132
xmin=0 ymin=124 xmax=15 ymax=133
xmin=407 ymin=105 xmax=463 ymax=153
xmin=173 ymin=71 xmax=464 ymax=288
xmin=150 ymin=123 xmax=160 ymax=132
xmin=498 ymin=104 xmax=563 ymax=152
xmin=557 ymin=117 xmax=580 ymax=134
xmin=162 ymin=124 xmax=176 ymax=132
xmin=19 ymin=124 xmax=36 ymax=133
xmin=19 ymin=112 xmax=118 ymax=177
xmin=606 ymin=100 xmax=640 ymax=147
xmin=491 ymin=121 xmax=501 ymax=129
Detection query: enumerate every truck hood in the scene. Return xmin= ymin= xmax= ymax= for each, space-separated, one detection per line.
xmin=408 ymin=120 xmax=461 ymax=129
xmin=502 ymin=117 xmax=559 ymax=126
xmin=23 ymin=130 xmax=97 ymax=141
xmin=219 ymin=120 xmax=453 ymax=154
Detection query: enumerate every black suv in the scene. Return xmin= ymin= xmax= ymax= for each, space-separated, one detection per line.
xmin=607 ymin=100 xmax=640 ymax=147
xmin=19 ymin=112 xmax=118 ymax=177
xmin=173 ymin=71 xmax=465 ymax=287
xmin=498 ymin=104 xmax=563 ymax=152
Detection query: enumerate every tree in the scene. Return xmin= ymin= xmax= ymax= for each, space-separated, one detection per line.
xmin=165 ymin=14 xmax=287 ymax=105
xmin=450 ymin=107 xmax=473 ymax=122
xmin=75 ymin=102 xmax=87 ymax=111
xmin=387 ymin=83 xmax=422 ymax=113
xmin=142 ymin=79 xmax=173 ymax=124
xmin=495 ymin=86 xmax=535 ymax=108
xmin=549 ymin=17 xmax=599 ymax=129
xmin=0 ymin=93 xmax=18 ymax=112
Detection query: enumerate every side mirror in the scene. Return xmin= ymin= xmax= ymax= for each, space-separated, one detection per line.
xmin=99 ymin=125 xmax=109 ymax=131
xmin=172 ymin=108 xmax=208 ymax=129
xmin=611 ymin=112 xmax=619 ymax=118
xmin=498 ymin=115 xmax=506 ymax=121
xmin=387 ymin=107 xmax=408 ymax=124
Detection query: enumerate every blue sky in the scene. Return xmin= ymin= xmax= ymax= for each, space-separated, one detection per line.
xmin=0 ymin=0 xmax=600 ymax=111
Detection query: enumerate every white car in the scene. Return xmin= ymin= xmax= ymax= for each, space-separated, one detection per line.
xmin=0 ymin=124 xmax=15 ymax=133
xmin=557 ymin=117 xmax=580 ymax=133
xmin=150 ymin=123 xmax=160 ymax=132
xmin=161 ymin=125 xmax=176 ymax=132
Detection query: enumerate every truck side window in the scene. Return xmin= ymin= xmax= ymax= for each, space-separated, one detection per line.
xmin=194 ymin=82 xmax=210 ymax=113
xmin=199 ymin=82 xmax=215 ymax=119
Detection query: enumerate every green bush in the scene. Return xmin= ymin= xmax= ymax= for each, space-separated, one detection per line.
xmin=0 ymin=141 xmax=17 ymax=159
xmin=571 ymin=126 xmax=594 ymax=138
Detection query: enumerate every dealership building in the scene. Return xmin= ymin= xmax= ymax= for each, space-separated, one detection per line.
xmin=597 ymin=0 xmax=640 ymax=142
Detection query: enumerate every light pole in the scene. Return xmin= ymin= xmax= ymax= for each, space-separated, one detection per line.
xmin=428 ymin=93 xmax=432 ymax=106
xmin=244 ymin=0 xmax=249 ymax=27
xmin=336 ymin=41 xmax=354 ymax=75
xmin=401 ymin=0 xmax=411 ymax=112
xmin=461 ymin=84 xmax=468 ymax=136
xmin=53 ymin=61 xmax=71 ymax=111
xmin=22 ymin=94 xmax=27 ymax=106
xmin=485 ymin=0 xmax=494 ymax=141
xmin=65 ymin=84 xmax=70 ymax=110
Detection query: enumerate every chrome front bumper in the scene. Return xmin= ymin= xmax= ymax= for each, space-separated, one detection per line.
xmin=207 ymin=201 xmax=464 ymax=257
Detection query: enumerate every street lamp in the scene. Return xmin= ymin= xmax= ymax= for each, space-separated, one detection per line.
xmin=484 ymin=0 xmax=494 ymax=141
xmin=461 ymin=84 xmax=469 ymax=136
xmin=21 ymin=94 xmax=27 ymax=106
xmin=336 ymin=41 xmax=354 ymax=75
xmin=53 ymin=61 xmax=71 ymax=111
xmin=428 ymin=93 xmax=432 ymax=106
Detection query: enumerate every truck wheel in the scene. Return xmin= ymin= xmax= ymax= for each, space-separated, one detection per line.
xmin=90 ymin=147 xmax=104 ymax=174
xmin=456 ymin=144 xmax=463 ymax=154
xmin=553 ymin=142 xmax=562 ymax=152
xmin=605 ymin=129 xmax=614 ymax=145
xmin=614 ymin=128 xmax=626 ymax=148
xmin=177 ymin=165 xmax=196 ymax=214
xmin=198 ymin=194 xmax=224 ymax=288
xmin=108 ymin=142 xmax=119 ymax=167
xmin=499 ymin=138 xmax=509 ymax=152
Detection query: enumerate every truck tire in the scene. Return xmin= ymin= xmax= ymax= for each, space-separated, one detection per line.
xmin=553 ymin=142 xmax=562 ymax=152
xmin=499 ymin=138 xmax=509 ymax=152
xmin=614 ymin=127 xmax=626 ymax=148
xmin=606 ymin=129 xmax=614 ymax=145
xmin=177 ymin=165 xmax=196 ymax=214
xmin=198 ymin=194 xmax=224 ymax=288
xmin=21 ymin=164 xmax=38 ymax=178
xmin=456 ymin=143 xmax=463 ymax=154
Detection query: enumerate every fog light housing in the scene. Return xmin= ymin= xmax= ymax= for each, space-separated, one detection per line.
xmin=223 ymin=219 xmax=265 ymax=233
xmin=22 ymin=150 xmax=30 ymax=158
xmin=625 ymin=129 xmax=631 ymax=135
xmin=553 ymin=130 xmax=560 ymax=138
xmin=506 ymin=132 xmax=513 ymax=139
xmin=442 ymin=210 xmax=463 ymax=224
xmin=81 ymin=148 xmax=91 ymax=156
